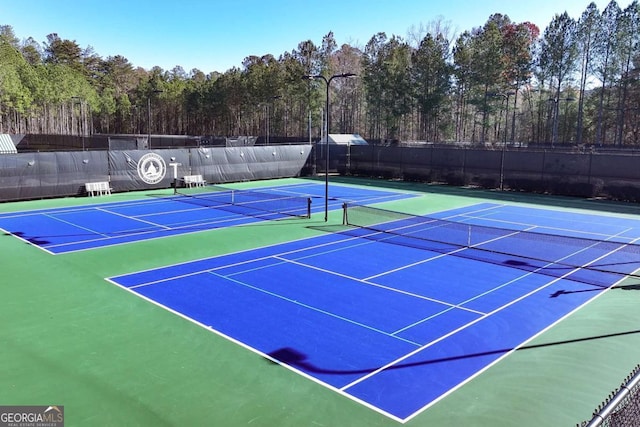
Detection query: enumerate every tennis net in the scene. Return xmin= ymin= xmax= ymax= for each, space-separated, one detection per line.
xmin=342 ymin=203 xmax=640 ymax=287
xmin=174 ymin=185 xmax=311 ymax=219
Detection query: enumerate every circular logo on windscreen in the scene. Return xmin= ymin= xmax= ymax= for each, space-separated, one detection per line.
xmin=137 ymin=153 xmax=166 ymax=184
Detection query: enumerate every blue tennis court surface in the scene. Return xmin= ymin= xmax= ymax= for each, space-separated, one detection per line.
xmin=108 ymin=202 xmax=640 ymax=422
xmin=0 ymin=182 xmax=412 ymax=254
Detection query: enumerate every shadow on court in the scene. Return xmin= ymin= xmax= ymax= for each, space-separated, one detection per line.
xmin=265 ymin=328 xmax=640 ymax=376
xmin=550 ymin=282 xmax=640 ymax=297
xmin=12 ymin=231 xmax=51 ymax=246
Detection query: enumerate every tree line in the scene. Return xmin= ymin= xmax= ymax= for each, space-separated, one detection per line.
xmin=1 ymin=0 xmax=640 ymax=147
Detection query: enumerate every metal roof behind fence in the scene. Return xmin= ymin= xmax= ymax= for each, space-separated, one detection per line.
xmin=0 ymin=134 xmax=17 ymax=154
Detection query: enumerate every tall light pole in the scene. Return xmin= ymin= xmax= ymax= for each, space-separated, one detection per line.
xmin=148 ymin=89 xmax=163 ymax=147
xmin=489 ymin=92 xmax=514 ymax=190
xmin=488 ymin=92 xmax=515 ymax=144
xmin=303 ymin=73 xmax=356 ymax=221
xmin=265 ymin=95 xmax=281 ymax=145
xmin=71 ymin=96 xmax=88 ymax=150
xmin=550 ymin=96 xmax=575 ymax=147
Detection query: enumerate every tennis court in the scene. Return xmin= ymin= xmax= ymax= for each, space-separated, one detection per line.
xmin=3 ymin=177 xmax=640 ymax=426
xmin=0 ymin=182 xmax=411 ymax=254
xmin=108 ymin=199 xmax=640 ymax=422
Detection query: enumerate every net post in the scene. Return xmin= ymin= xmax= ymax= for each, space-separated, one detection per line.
xmin=342 ymin=202 xmax=348 ymax=225
xmin=306 ymin=197 xmax=312 ymax=219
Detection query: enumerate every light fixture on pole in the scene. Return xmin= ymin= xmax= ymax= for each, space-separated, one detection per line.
xmin=303 ymin=73 xmax=356 ymax=221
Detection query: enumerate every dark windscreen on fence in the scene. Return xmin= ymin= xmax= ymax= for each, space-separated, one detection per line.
xmin=345 ymin=145 xmax=640 ymax=201
xmin=0 ymin=145 xmax=311 ymax=202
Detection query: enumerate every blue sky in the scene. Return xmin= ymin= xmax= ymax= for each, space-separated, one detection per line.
xmin=0 ymin=0 xmax=632 ymax=74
